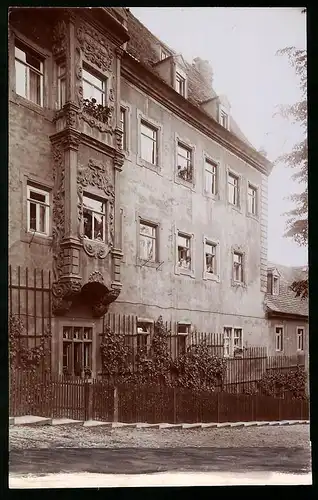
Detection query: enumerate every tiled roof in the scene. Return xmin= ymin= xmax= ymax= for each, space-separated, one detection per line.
xmin=265 ymin=262 xmax=308 ymax=318
xmin=125 ymin=9 xmax=255 ymax=150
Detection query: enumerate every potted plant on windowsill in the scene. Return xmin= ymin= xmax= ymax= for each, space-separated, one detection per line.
xmin=84 ymin=366 xmax=92 ymax=379
xmin=82 ymin=98 xmax=112 ymax=124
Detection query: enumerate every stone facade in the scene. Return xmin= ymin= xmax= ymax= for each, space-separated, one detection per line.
xmin=9 ymin=7 xmax=273 ymax=376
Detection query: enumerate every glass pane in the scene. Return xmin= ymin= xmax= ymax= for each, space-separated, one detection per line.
xmin=83 ymin=80 xmax=103 ymax=104
xmin=39 ymin=205 xmax=46 ymax=233
xmin=63 ymin=342 xmax=71 ymax=370
xmin=59 ymin=77 xmax=66 ymax=108
xmin=74 ymin=343 xmax=82 ymax=376
xmin=83 ymin=328 xmax=92 ymax=340
xmin=140 ymin=235 xmax=155 ymax=260
xmin=205 ymin=170 xmax=213 ymax=193
xmin=83 ymin=195 xmax=105 ymax=213
xmin=233 ymin=253 xmax=241 ymax=264
xmin=74 ymin=327 xmax=81 ymax=339
xmin=15 ymin=46 xmax=26 ymax=62
xmin=84 ymin=343 xmax=91 ymax=368
xmin=140 ymin=223 xmax=155 ymax=237
xmin=141 ymin=134 xmax=156 ymax=164
xmin=15 ymin=60 xmax=27 ymax=98
xmin=177 ymin=324 xmax=188 ymax=334
xmin=30 ymin=190 xmax=46 ymax=203
xmin=228 ymin=182 xmax=235 ymax=204
xmin=83 ymin=68 xmax=103 ymax=89
xmin=178 ymin=235 xmax=189 ymax=248
xmin=29 ymin=202 xmax=37 ymax=231
xmin=29 ymin=69 xmax=41 ymax=105
xmin=58 ymin=64 xmax=66 ymax=76
xmin=177 ymin=336 xmax=186 ymax=354
xmin=83 ymin=208 xmax=93 ymax=240
xmin=141 ymin=122 xmax=156 ymax=140
xmin=25 ymin=51 xmax=42 ymax=71
xmin=206 ymin=252 xmax=215 ymax=273
xmin=93 ymin=213 xmax=104 ymax=241
xmin=63 ymin=327 xmax=71 ymax=339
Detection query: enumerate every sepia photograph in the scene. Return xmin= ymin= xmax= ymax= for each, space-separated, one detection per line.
xmin=8 ymin=6 xmax=309 ymax=488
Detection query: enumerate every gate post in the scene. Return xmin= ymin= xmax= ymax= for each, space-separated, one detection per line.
xmin=84 ymin=380 xmax=93 ymax=421
xmin=173 ymin=387 xmax=177 ymax=424
xmin=113 ymin=386 xmax=119 ymax=422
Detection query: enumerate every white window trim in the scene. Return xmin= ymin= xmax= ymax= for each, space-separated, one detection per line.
xmin=223 ymin=326 xmax=243 ymax=357
xmin=275 ymin=325 xmax=284 ymax=352
xmin=175 ymin=133 xmax=196 ymax=189
xmin=137 ymin=109 xmax=163 ymax=173
xmin=203 ymin=236 xmax=220 ymax=282
xmin=82 ymin=192 xmax=107 ymax=244
xmin=120 ymin=100 xmax=132 ymax=156
xmin=203 ymin=152 xmax=220 ymax=200
xmin=226 ymin=167 xmax=242 ymax=211
xmin=246 ymin=180 xmax=259 ymax=219
xmin=272 ymin=274 xmax=280 ymax=296
xmin=175 ymin=228 xmax=195 ymax=278
xmin=296 ymin=326 xmax=304 ymax=352
xmin=26 ymin=184 xmax=50 ymax=237
xmin=82 ymin=63 xmax=107 ymax=106
xmin=231 ymin=245 xmax=247 ymax=288
xmin=60 ymin=321 xmax=96 ymax=377
xmin=218 ymin=104 xmax=230 ymax=131
xmin=177 ymin=322 xmax=191 ymax=335
xmin=136 ymin=215 xmax=161 ymax=268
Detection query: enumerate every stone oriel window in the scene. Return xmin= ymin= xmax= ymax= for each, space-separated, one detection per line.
xmin=27 ymin=184 xmax=50 ymax=236
xmin=83 ymin=194 xmax=106 ymax=242
xmin=15 ymin=41 xmax=44 ymax=106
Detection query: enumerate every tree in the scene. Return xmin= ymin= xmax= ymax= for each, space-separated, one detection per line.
xmin=275 ymin=23 xmax=307 ymax=299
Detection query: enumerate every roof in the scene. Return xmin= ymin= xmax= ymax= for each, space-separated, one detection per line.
xmin=265 ymin=262 xmax=308 ymax=318
xmin=125 ymin=9 xmax=256 ymax=150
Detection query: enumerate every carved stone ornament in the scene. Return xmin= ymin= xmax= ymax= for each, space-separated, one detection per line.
xmin=52 ymin=278 xmax=82 ymax=316
xmin=80 ymin=112 xmax=113 ymax=134
xmin=88 ymin=271 xmax=104 ymax=284
xmin=75 ymin=47 xmax=83 ymax=107
xmin=52 ymin=20 xmax=67 ymax=58
xmin=77 ymin=158 xmax=115 ymax=258
xmin=51 ymin=143 xmax=65 ymax=284
xmin=91 ymin=287 xmax=121 ymax=317
xmin=77 ymin=23 xmax=114 ymax=72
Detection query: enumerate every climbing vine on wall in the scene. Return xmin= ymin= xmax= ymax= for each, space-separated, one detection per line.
xmin=9 ymin=315 xmax=51 ymax=373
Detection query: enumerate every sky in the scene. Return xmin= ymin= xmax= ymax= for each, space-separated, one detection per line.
xmin=130 ymin=7 xmax=307 ymax=267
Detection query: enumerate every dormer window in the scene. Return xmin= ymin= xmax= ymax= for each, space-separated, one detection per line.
xmin=220 ymin=109 xmax=229 ymax=129
xmin=176 ymin=72 xmax=186 ymax=96
xmin=160 ymin=48 xmax=170 ymax=61
xmin=267 ymin=269 xmax=280 ymax=295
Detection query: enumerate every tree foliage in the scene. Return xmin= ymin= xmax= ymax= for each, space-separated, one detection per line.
xmin=275 ymin=32 xmax=308 ymax=299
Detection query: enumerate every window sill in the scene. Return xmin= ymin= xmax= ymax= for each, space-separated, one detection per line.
xmin=228 ymin=202 xmax=242 ymax=214
xmin=21 ymin=231 xmax=52 ymax=246
xmin=203 ymin=272 xmax=220 ymax=282
xmin=247 ymin=212 xmax=260 ymax=222
xmin=231 ymin=279 xmax=247 ymax=289
xmin=137 ymin=259 xmax=162 ymax=270
xmin=174 ymin=175 xmax=195 ymax=191
xmin=175 ymin=266 xmax=195 ymax=278
xmin=137 ymin=157 xmax=162 ymax=175
xmin=10 ymin=93 xmax=54 ymax=121
xmin=203 ymin=191 xmax=219 ymax=201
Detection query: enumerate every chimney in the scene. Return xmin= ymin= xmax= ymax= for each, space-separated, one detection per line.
xmin=193 ymin=57 xmax=213 ymax=87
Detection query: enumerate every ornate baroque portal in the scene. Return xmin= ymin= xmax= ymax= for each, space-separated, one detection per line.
xmin=50 ymin=10 xmax=127 ymax=318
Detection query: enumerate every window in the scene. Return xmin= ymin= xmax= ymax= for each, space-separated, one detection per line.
xmin=139 ymin=221 xmax=157 ymax=262
xmin=228 ymin=172 xmax=239 ymax=206
xmin=248 ymin=184 xmax=257 ymax=215
xmin=233 ymin=252 xmax=244 ymax=282
xmin=82 ymin=67 xmax=106 ymax=105
xmin=160 ymin=48 xmax=169 ymax=60
xmin=177 ymin=142 xmax=193 ymax=182
xmin=220 ymin=110 xmax=229 ymax=129
xmin=297 ymin=328 xmax=304 ymax=351
xmin=205 ymin=242 xmax=216 ymax=274
xmin=140 ymin=120 xmax=158 ymax=165
xmin=62 ymin=326 xmax=92 ymax=377
xmin=27 ymin=185 xmax=50 ymax=235
xmin=223 ymin=327 xmax=243 ymax=357
xmin=205 ymin=159 xmax=217 ymax=195
xmin=83 ymin=194 xmax=106 ymax=242
xmin=119 ymin=107 xmax=127 ymax=150
xmin=57 ymin=63 xmax=66 ymax=109
xmin=275 ymin=327 xmax=283 ymax=352
xmin=137 ymin=322 xmax=151 ymax=351
xmin=176 ymin=72 xmax=186 ymax=96
xmin=15 ymin=41 xmax=44 ymax=106
xmin=177 ymin=233 xmax=191 ymax=270
xmin=272 ymin=276 xmax=279 ymax=295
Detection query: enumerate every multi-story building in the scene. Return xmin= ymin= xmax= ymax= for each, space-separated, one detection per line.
xmin=9 ymin=7 xmax=272 ymax=377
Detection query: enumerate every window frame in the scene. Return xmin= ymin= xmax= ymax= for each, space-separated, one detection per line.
xmin=176 ymin=322 xmax=190 ymax=356
xmin=175 ymin=134 xmax=196 ymax=189
xmin=61 ymin=324 xmax=95 ymax=378
xmin=82 ymin=64 xmax=107 ymax=106
xmin=138 ymin=219 xmax=159 ymax=264
xmin=275 ymin=326 xmax=284 ymax=352
xmin=203 ymin=236 xmax=220 ymax=282
xmin=227 ymin=170 xmax=240 ymax=208
xmin=218 ymin=104 xmax=230 ymax=130
xmin=247 ymin=182 xmax=259 ymax=218
xmin=14 ymin=39 xmax=44 ymax=107
xmin=223 ymin=326 xmax=243 ymax=357
xmin=136 ymin=215 xmax=161 ymax=268
xmin=233 ymin=251 xmax=244 ymax=283
xmin=82 ymin=192 xmax=107 ymax=243
xmin=136 ymin=319 xmax=153 ymax=353
xmin=137 ymin=110 xmax=162 ymax=173
xmin=140 ymin=119 xmax=158 ymax=165
xmin=176 ymin=72 xmax=186 ymax=96
xmin=120 ymin=101 xmax=131 ymax=155
xmin=57 ymin=61 xmax=66 ymax=110
xmin=272 ymin=275 xmax=280 ymax=295
xmin=175 ymin=230 xmax=195 ymax=277
xmin=26 ymin=184 xmax=50 ymax=237
xmin=204 ymin=157 xmax=219 ymax=197
xmin=296 ymin=327 xmax=304 ymax=352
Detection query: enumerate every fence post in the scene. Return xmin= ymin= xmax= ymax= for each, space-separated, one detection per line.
xmin=217 ymin=392 xmax=220 ymax=422
xmin=113 ymin=386 xmax=119 ymax=422
xmin=278 ymin=398 xmax=281 ymax=421
xmin=84 ymin=380 xmax=93 ymax=421
xmin=173 ymin=387 xmax=177 ymax=424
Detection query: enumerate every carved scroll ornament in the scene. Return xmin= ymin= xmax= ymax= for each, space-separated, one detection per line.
xmin=77 ymin=23 xmax=114 ymax=72
xmin=52 ymin=20 xmax=67 ymax=58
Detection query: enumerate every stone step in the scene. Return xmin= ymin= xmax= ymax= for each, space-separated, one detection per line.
xmin=13 ymin=415 xmax=52 ymax=426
